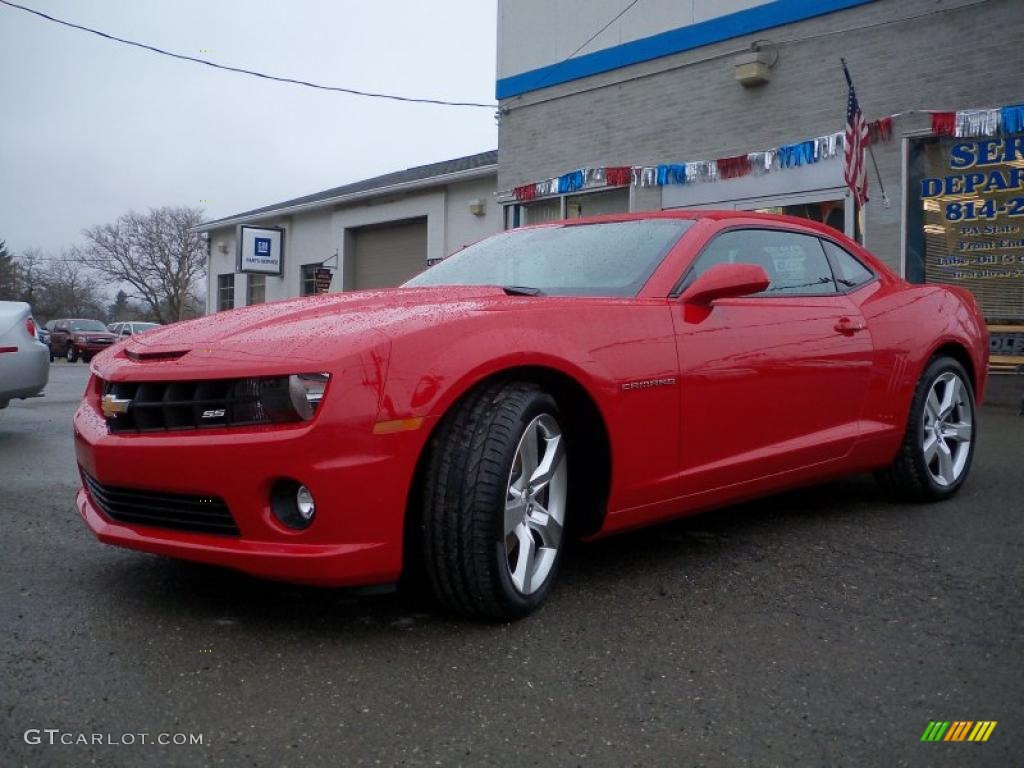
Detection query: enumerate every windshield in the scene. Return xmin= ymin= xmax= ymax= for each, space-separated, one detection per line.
xmin=405 ymin=219 xmax=693 ymax=297
xmin=134 ymin=323 xmax=159 ymax=331
xmin=70 ymin=320 xmax=108 ymax=331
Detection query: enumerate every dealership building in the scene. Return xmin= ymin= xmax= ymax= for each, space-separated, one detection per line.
xmin=196 ymin=151 xmax=498 ymax=314
xmin=495 ymin=0 xmax=1024 ymax=367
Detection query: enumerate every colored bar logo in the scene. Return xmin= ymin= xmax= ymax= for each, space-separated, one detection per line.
xmin=921 ymin=721 xmax=997 ymax=742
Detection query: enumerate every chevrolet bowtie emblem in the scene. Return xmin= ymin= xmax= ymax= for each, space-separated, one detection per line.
xmin=101 ymin=394 xmax=132 ymax=419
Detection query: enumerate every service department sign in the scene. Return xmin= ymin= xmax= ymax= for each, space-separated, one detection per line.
xmin=238 ymin=226 xmax=284 ymax=275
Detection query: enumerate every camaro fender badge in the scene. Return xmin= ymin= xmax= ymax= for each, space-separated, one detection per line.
xmin=101 ymin=394 xmax=132 ymax=419
xmin=621 ymin=376 xmax=678 ymax=392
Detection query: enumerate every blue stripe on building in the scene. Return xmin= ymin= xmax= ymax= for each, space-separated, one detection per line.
xmin=496 ymin=0 xmax=877 ymax=99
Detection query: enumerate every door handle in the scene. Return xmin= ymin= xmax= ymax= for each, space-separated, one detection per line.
xmin=834 ymin=317 xmax=866 ymax=334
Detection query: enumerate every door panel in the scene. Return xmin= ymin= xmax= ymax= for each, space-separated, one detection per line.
xmin=672 ymin=295 xmax=873 ymax=492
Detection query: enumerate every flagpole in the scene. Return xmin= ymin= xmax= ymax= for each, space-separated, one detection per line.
xmin=841 ymin=58 xmax=889 ymax=208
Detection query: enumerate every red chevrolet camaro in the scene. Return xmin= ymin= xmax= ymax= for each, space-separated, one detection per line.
xmin=74 ymin=212 xmax=988 ymax=620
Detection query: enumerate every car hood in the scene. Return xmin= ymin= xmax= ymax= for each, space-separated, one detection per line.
xmin=92 ymin=286 xmax=521 ymax=380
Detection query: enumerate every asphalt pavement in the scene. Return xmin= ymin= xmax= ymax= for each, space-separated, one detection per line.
xmin=1 ymin=362 xmax=1021 ymax=767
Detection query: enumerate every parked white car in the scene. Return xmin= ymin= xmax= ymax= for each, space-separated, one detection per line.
xmin=0 ymin=301 xmax=49 ymax=410
xmin=108 ymin=321 xmax=161 ymax=338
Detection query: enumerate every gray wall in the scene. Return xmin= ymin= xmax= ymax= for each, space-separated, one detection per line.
xmin=497 ymin=0 xmax=1024 ymax=270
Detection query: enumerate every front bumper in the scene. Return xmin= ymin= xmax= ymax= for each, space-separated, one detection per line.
xmin=73 ymin=397 xmax=427 ymax=587
xmin=75 ymin=341 xmax=115 ymax=354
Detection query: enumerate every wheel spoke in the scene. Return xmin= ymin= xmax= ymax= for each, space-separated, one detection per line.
xmin=529 ymin=434 xmax=564 ymax=491
xmin=938 ymin=376 xmax=960 ymax=420
xmin=923 ymin=434 xmax=939 ymax=463
xmin=504 ymin=492 xmax=527 ymax=536
xmin=936 ymin=440 xmax=954 ymax=484
xmin=527 ymin=500 xmax=563 ymax=549
xmin=510 ymin=523 xmax=535 ymax=593
xmin=925 ymin=390 xmax=941 ymax=424
xmin=942 ymin=421 xmax=972 ymax=444
xmin=518 ymin=427 xmax=539 ymax=480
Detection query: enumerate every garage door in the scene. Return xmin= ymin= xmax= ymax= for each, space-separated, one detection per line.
xmin=351 ymin=217 xmax=428 ymax=289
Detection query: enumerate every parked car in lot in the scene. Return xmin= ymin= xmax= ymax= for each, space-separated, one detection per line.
xmin=37 ymin=324 xmax=50 ymax=347
xmin=108 ymin=321 xmax=161 ymax=338
xmin=49 ymin=318 xmax=117 ymax=363
xmin=0 ymin=301 xmax=49 ymax=410
xmin=74 ymin=212 xmax=988 ymax=620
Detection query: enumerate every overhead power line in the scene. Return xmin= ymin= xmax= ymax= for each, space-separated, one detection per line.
xmin=0 ymin=0 xmax=496 ymax=109
xmin=525 ymin=0 xmax=644 ymax=94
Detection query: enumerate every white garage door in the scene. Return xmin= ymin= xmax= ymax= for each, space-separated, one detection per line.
xmin=351 ymin=218 xmax=428 ymax=289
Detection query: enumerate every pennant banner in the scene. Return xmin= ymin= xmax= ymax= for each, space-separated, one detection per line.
xmin=502 ymin=101 xmax=1023 ymax=201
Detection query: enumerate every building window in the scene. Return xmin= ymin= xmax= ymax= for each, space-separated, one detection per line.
xmin=217 ymin=274 xmax=234 ymax=311
xmin=907 ymin=134 xmax=1024 ymax=324
xmin=246 ymin=274 xmax=266 ymax=305
xmin=300 ymin=264 xmax=318 ymax=296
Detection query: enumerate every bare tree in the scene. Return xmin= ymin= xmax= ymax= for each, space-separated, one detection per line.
xmin=42 ymin=249 xmax=106 ymax=319
xmin=82 ymin=207 xmax=207 ymax=324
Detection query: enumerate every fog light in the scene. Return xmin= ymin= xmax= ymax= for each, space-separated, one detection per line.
xmin=296 ymin=485 xmax=315 ymax=521
xmin=270 ymin=479 xmax=316 ymax=530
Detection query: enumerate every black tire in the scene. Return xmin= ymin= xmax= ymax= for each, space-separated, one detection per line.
xmin=875 ymin=356 xmax=976 ymax=501
xmin=66 ymin=345 xmax=77 ymax=363
xmin=420 ymin=381 xmax=567 ymax=621
xmin=81 ymin=353 xmax=92 ymax=363
xmin=48 ymin=347 xmax=54 ymax=362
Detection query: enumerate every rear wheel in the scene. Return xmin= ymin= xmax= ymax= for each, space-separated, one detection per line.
xmin=81 ymin=353 xmax=93 ymax=363
xmin=875 ymin=356 xmax=976 ymax=501
xmin=420 ymin=381 xmax=568 ymax=620
xmin=66 ymin=344 xmax=77 ymax=363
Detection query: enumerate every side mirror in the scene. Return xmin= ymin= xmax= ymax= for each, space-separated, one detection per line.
xmin=679 ymin=263 xmax=771 ymax=306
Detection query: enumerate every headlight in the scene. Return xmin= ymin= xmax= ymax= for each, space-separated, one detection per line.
xmin=258 ymin=372 xmax=330 ymax=422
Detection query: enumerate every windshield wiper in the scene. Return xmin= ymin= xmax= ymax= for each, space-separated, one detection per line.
xmin=502 ymin=285 xmax=545 ymax=296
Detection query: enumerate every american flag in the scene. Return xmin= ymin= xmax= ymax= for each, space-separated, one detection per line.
xmin=843 ymin=61 xmax=869 ymax=207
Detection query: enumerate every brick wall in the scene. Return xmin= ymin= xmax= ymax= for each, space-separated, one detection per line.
xmin=497 ymin=0 xmax=1024 ymax=269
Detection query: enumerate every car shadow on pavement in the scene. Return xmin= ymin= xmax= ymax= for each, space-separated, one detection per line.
xmin=81 ymin=472 xmax=894 ymax=631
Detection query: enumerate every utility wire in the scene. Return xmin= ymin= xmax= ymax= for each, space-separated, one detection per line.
xmin=525 ymin=0 xmax=644 ymax=94
xmin=0 ymin=0 xmax=496 ymax=109
xmin=564 ymin=0 xmax=644 ymax=63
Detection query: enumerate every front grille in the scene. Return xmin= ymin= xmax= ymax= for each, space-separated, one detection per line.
xmin=103 ymin=378 xmax=270 ymax=433
xmin=82 ymin=471 xmax=240 ymax=536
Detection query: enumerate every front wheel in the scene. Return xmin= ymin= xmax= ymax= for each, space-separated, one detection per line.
xmin=66 ymin=345 xmax=78 ymax=363
xmin=420 ymin=381 xmax=568 ymax=620
xmin=875 ymin=356 xmax=976 ymax=501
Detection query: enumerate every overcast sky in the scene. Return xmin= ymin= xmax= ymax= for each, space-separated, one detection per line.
xmin=0 ymin=0 xmax=498 ymax=255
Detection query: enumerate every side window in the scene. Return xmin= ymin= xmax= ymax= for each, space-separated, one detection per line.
xmin=821 ymin=240 xmax=875 ymax=290
xmin=688 ymin=229 xmax=837 ymax=296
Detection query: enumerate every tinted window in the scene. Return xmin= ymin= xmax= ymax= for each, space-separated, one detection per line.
xmin=70 ymin=320 xmax=107 ymax=331
xmin=405 ymin=219 xmax=694 ymax=297
xmin=822 ymin=240 xmax=874 ymax=289
xmin=688 ymin=229 xmax=837 ymax=295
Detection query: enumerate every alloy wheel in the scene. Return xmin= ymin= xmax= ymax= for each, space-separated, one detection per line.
xmin=921 ymin=371 xmax=973 ymax=487
xmin=504 ymin=413 xmax=567 ymax=595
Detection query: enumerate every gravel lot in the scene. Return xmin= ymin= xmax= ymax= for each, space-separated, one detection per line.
xmin=1 ymin=363 xmax=1021 ymax=767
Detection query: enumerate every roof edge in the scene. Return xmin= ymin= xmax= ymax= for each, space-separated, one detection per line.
xmin=193 ymin=160 xmax=498 ymax=233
